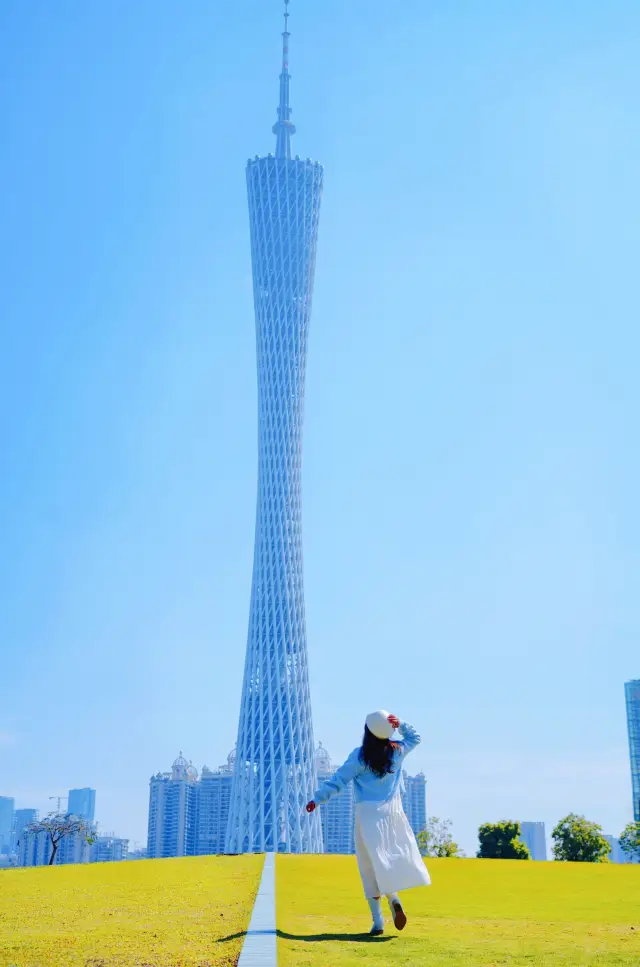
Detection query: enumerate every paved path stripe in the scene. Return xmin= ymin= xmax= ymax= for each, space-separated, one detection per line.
xmin=238 ymin=852 xmax=277 ymax=966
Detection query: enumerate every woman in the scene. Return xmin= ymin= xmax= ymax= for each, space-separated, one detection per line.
xmin=306 ymin=710 xmax=430 ymax=935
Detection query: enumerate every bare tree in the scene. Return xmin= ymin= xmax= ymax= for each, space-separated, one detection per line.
xmin=24 ymin=813 xmax=94 ymax=866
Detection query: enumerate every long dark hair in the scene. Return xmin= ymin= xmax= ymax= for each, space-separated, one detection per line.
xmin=359 ymin=725 xmax=400 ymax=778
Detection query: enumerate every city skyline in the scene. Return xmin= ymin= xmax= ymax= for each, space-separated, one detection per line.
xmin=146 ymin=742 xmax=427 ymax=862
xmin=225 ymin=2 xmax=324 ymax=854
xmin=4 ymin=740 xmax=635 ymax=864
xmin=1 ymin=2 xmax=638 ymax=858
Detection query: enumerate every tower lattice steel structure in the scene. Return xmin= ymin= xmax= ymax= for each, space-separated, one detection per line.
xmin=626 ymin=680 xmax=640 ymax=822
xmin=226 ymin=1 xmax=323 ymax=854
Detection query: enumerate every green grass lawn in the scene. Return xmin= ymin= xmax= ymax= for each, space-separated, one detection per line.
xmin=276 ymin=855 xmax=640 ymax=966
xmin=0 ymin=854 xmax=263 ymax=967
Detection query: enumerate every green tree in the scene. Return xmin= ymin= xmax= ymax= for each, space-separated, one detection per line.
xmin=417 ymin=817 xmax=464 ymax=857
xmin=477 ymin=821 xmax=531 ymax=859
xmin=619 ymin=821 xmax=640 ymax=862
xmin=551 ymin=813 xmax=611 ymax=863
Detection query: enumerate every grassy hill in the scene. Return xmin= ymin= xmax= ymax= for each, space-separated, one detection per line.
xmin=277 ymin=855 xmax=640 ymax=966
xmin=0 ymin=853 xmax=638 ymax=966
xmin=0 ymin=854 xmax=263 ymax=967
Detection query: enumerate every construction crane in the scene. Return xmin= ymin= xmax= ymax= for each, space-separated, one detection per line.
xmin=49 ymin=796 xmax=68 ymax=814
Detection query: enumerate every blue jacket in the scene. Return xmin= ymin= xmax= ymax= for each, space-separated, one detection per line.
xmin=313 ymin=722 xmax=421 ymax=806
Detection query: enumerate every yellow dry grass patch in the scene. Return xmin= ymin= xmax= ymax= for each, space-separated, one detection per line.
xmin=0 ymin=854 xmax=263 ymax=967
xmin=276 ymin=855 xmax=640 ymax=966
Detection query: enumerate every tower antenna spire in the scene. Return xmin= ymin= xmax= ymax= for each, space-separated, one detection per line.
xmin=273 ymin=0 xmax=296 ymax=158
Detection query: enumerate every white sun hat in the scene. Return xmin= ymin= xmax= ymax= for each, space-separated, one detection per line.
xmin=365 ymin=709 xmax=394 ymax=740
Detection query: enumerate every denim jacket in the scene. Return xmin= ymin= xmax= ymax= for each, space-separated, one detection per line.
xmin=313 ymin=722 xmax=421 ymax=806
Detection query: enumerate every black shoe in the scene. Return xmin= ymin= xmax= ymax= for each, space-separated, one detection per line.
xmin=391 ymin=901 xmax=407 ymax=931
xmin=369 ymin=926 xmax=384 ymax=936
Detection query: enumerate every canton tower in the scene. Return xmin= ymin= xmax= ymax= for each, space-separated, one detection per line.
xmin=225 ymin=1 xmax=324 ymax=854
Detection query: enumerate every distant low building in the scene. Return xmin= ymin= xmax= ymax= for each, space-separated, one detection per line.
xmin=90 ymin=835 xmax=129 ymax=863
xmin=126 ymin=847 xmax=147 ymax=861
xmin=520 ymin=822 xmax=547 ymax=861
xmin=604 ymin=834 xmax=638 ymax=864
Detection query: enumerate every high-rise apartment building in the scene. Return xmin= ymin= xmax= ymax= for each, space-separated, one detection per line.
xmin=520 ymin=821 xmax=547 ymax=861
xmin=315 ymin=743 xmax=355 ymax=854
xmin=18 ymin=828 xmax=51 ymax=867
xmin=147 ymin=754 xmax=199 ymax=859
xmin=0 ymin=796 xmax=14 ymax=854
xmin=56 ymin=825 xmax=95 ymax=865
xmin=402 ymin=772 xmax=427 ymax=838
xmin=625 ymin=679 xmax=640 ymax=821
xmin=226 ymin=2 xmax=324 ymax=855
xmin=68 ymin=788 xmax=96 ymax=822
xmin=147 ymin=751 xmax=235 ymax=859
xmin=196 ymin=751 xmax=234 ymax=856
xmin=11 ymin=808 xmax=38 ymax=853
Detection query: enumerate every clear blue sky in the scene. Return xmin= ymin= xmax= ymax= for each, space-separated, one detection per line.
xmin=1 ymin=0 xmax=638 ymax=856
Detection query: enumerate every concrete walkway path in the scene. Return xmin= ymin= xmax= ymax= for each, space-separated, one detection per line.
xmin=237 ymin=853 xmax=277 ymax=966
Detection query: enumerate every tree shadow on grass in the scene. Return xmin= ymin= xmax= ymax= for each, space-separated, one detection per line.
xmin=216 ymin=932 xmax=246 ymax=943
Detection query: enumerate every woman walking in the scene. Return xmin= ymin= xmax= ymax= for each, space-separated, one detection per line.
xmin=306 ymin=711 xmax=430 ymax=935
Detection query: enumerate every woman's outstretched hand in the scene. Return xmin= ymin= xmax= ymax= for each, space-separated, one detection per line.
xmin=388 ymin=714 xmax=400 ymax=730
xmin=306 ymin=801 xmax=316 ymax=813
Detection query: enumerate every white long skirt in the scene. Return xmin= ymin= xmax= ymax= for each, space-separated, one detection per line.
xmin=354 ymin=795 xmax=431 ymax=898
